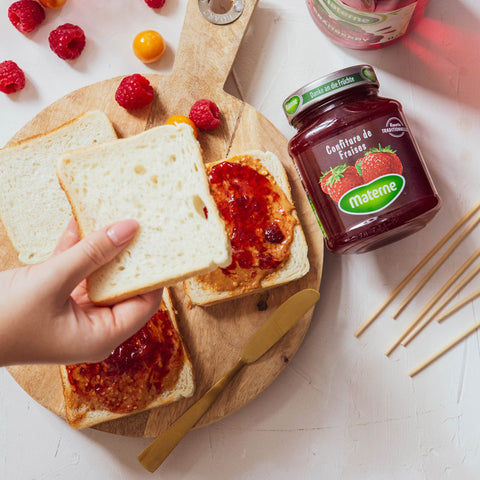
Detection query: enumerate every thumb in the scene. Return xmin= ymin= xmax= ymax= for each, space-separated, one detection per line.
xmin=47 ymin=219 xmax=139 ymax=297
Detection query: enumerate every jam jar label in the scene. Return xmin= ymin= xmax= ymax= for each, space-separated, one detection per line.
xmin=338 ymin=174 xmax=405 ymax=214
xmin=284 ymin=66 xmax=377 ymax=118
xmin=317 ymin=113 xmax=425 ymax=217
xmin=309 ymin=0 xmax=417 ymax=45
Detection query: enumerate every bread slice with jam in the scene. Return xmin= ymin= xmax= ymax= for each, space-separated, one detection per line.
xmin=59 ymin=288 xmax=194 ymax=429
xmin=184 ymin=150 xmax=310 ymax=306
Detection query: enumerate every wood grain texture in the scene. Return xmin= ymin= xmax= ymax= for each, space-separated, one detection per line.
xmin=4 ymin=0 xmax=324 ymax=437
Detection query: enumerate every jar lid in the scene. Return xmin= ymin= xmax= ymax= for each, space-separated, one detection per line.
xmin=283 ymin=65 xmax=379 ymax=125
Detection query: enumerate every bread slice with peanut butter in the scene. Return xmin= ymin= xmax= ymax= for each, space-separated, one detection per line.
xmin=59 ymin=288 xmax=194 ymax=429
xmin=184 ymin=150 xmax=309 ymax=306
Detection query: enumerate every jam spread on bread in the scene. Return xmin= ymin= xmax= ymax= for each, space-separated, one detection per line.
xmin=198 ymin=155 xmax=296 ymax=292
xmin=65 ymin=309 xmax=184 ymax=414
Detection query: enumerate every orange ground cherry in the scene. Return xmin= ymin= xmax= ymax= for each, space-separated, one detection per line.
xmin=165 ymin=115 xmax=198 ymax=139
xmin=39 ymin=0 xmax=68 ymax=8
xmin=133 ymin=30 xmax=166 ymax=64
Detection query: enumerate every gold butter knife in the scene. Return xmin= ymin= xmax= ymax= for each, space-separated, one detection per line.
xmin=138 ymin=288 xmax=320 ymax=472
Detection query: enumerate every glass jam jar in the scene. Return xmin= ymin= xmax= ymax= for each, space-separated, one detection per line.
xmin=284 ymin=65 xmax=440 ymax=254
xmin=306 ymin=0 xmax=430 ymax=50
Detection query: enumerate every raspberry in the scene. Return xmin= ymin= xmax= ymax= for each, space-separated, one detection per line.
xmin=0 ymin=60 xmax=26 ymax=94
xmin=48 ymin=23 xmax=86 ymax=60
xmin=8 ymin=0 xmax=45 ymax=34
xmin=115 ymin=74 xmax=154 ymax=110
xmin=189 ymin=99 xmax=221 ymax=130
xmin=144 ymin=0 xmax=166 ymax=8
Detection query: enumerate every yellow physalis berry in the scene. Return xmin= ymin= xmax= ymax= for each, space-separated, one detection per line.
xmin=39 ymin=0 xmax=68 ymax=8
xmin=133 ymin=30 xmax=166 ymax=64
xmin=165 ymin=115 xmax=198 ymax=139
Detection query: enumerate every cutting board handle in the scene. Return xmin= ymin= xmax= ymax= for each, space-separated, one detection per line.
xmin=171 ymin=0 xmax=259 ymax=90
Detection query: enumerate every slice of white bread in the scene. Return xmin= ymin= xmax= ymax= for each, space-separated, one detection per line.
xmin=0 ymin=110 xmax=118 ymax=264
xmin=184 ymin=150 xmax=310 ymax=306
xmin=59 ymin=287 xmax=194 ymax=429
xmin=57 ymin=123 xmax=232 ymax=306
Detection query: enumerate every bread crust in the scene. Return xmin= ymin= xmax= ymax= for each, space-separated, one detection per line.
xmin=59 ymin=288 xmax=195 ymax=430
xmin=6 ymin=110 xmax=113 ymax=148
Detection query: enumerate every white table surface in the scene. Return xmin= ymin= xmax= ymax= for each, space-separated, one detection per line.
xmin=1 ymin=1 xmax=480 ymax=478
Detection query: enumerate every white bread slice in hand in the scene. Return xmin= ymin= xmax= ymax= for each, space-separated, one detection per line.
xmin=59 ymin=287 xmax=195 ymax=429
xmin=184 ymin=150 xmax=310 ymax=306
xmin=0 ymin=110 xmax=118 ymax=264
xmin=57 ymin=123 xmax=232 ymax=306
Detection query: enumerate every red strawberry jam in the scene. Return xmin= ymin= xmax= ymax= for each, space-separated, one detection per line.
xmin=197 ymin=155 xmax=296 ymax=292
xmin=284 ymin=65 xmax=440 ymax=254
xmin=65 ymin=309 xmax=184 ymax=414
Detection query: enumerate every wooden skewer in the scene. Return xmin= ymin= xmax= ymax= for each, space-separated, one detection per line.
xmin=432 ymin=263 xmax=480 ymax=324
xmin=354 ymin=276 xmax=420 ymax=337
xmin=402 ymin=266 xmax=480 ymax=347
xmin=354 ymin=201 xmax=480 ymax=337
xmin=385 ymin=217 xmax=480 ymax=356
xmin=392 ymin=214 xmax=480 ymax=319
xmin=401 ymin=250 xmax=480 ymax=346
xmin=436 ymin=288 xmax=480 ymax=323
xmin=409 ymin=320 xmax=480 ymax=377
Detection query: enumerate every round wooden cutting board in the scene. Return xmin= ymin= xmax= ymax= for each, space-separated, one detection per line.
xmin=5 ymin=0 xmax=324 ymax=438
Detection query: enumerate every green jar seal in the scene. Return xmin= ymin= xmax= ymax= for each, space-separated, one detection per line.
xmin=283 ymin=65 xmax=379 ymax=124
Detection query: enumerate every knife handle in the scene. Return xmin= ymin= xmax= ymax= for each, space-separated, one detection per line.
xmin=138 ymin=359 xmax=245 ymax=472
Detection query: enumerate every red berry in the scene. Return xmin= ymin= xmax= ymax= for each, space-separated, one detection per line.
xmin=325 ymin=164 xmax=363 ymax=202
xmin=144 ymin=0 xmax=166 ymax=8
xmin=8 ymin=0 xmax=45 ymax=34
xmin=48 ymin=23 xmax=86 ymax=60
xmin=356 ymin=145 xmax=403 ymax=183
xmin=0 ymin=60 xmax=26 ymax=94
xmin=115 ymin=74 xmax=154 ymax=110
xmin=189 ymin=99 xmax=221 ymax=130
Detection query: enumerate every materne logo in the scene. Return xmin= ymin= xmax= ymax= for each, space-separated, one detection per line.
xmin=284 ymin=96 xmax=300 ymax=115
xmin=339 ymin=174 xmax=405 ymax=215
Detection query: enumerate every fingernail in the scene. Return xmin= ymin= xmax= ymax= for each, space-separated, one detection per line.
xmin=106 ymin=219 xmax=139 ymax=246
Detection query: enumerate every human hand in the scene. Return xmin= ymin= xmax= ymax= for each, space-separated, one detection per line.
xmin=0 ymin=218 xmax=162 ymax=367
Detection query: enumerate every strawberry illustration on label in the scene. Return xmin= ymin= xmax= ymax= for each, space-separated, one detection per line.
xmin=320 ymin=164 xmax=363 ymax=202
xmin=355 ymin=144 xmax=403 ymax=183
xmin=320 ymin=170 xmax=333 ymax=194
